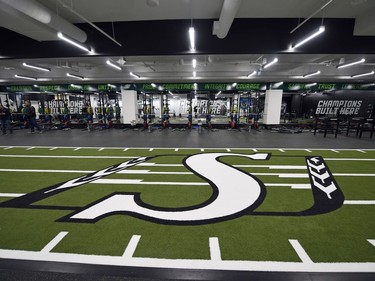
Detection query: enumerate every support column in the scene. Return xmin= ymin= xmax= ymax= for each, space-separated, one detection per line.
xmin=263 ymin=89 xmax=283 ymax=125
xmin=121 ymin=90 xmax=137 ymax=124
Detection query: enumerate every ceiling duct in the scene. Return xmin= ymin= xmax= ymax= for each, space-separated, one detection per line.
xmin=213 ymin=0 xmax=242 ymax=39
xmin=0 ymin=0 xmax=87 ymax=42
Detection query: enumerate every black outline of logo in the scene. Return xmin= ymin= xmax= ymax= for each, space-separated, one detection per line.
xmin=0 ymin=153 xmax=344 ymax=225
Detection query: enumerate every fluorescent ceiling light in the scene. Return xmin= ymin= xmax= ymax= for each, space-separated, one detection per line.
xmin=57 ymin=32 xmax=92 ymax=53
xmin=15 ymin=74 xmax=37 ymax=81
xmin=22 ymin=62 xmax=50 ymax=72
xmin=337 ymin=58 xmax=365 ymax=69
xmin=306 ymin=82 xmax=317 ymax=87
xmin=192 ymin=58 xmax=197 ymax=68
xmin=189 ymin=27 xmax=195 ymax=51
xmin=292 ymin=26 xmax=325 ymax=49
xmin=168 ymin=91 xmax=174 ymax=96
xmin=303 ymin=70 xmax=321 ymax=78
xmin=263 ymin=58 xmax=278 ymax=69
xmin=193 ymin=71 xmax=196 ymax=77
xmin=151 ymin=83 xmax=157 ymax=88
xmin=216 ymin=91 xmax=222 ymax=97
xmin=130 ymin=72 xmax=141 ymax=79
xmin=351 ymin=71 xmax=374 ymax=78
xmin=247 ymin=71 xmax=257 ymax=77
xmin=67 ymin=73 xmax=84 ymax=80
xmin=106 ymin=60 xmax=122 ymax=70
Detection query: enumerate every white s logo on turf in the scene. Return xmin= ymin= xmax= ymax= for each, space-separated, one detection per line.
xmin=68 ymin=153 xmax=269 ymax=224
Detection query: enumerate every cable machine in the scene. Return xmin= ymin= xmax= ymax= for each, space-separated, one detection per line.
xmin=187 ymin=93 xmax=193 ymax=129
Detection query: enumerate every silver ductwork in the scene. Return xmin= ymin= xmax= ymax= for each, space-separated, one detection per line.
xmin=0 ymin=0 xmax=87 ymax=42
xmin=213 ymin=0 xmax=242 ymax=39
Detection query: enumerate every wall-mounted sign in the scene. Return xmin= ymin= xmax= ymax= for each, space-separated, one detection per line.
xmin=1 ymin=82 xmax=374 ymax=93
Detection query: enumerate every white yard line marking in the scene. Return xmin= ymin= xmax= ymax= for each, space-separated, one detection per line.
xmin=0 ymin=193 xmax=26 ymax=197
xmin=1 ymin=249 xmax=374 ymax=272
xmin=252 ymin=149 xmax=258 ymax=152
xmin=325 ymin=158 xmax=375 ymax=161
xmin=209 ymin=237 xmax=222 ymax=261
xmin=0 ymin=155 xmax=138 ymax=159
xmin=278 ymin=149 xmax=285 ymax=152
xmin=235 ymin=165 xmax=306 ymax=169
xmin=175 ymin=148 xmax=179 ymax=152
xmin=331 ymin=149 xmax=339 ymax=153
xmin=139 ymin=163 xmax=184 ymax=167
xmin=149 ymin=148 xmax=154 ymax=152
xmin=26 ymin=147 xmax=35 ymax=150
xmin=3 ymin=147 xmax=13 ymax=150
xmin=123 ymin=148 xmax=129 ymax=151
xmin=117 ymin=170 xmax=192 ymax=175
xmin=368 ymin=240 xmax=375 ymax=247
xmin=333 ymin=173 xmax=375 ymax=177
xmin=1 ymin=145 xmax=375 ymax=151
xmin=122 ymin=235 xmax=141 ymax=259
xmin=305 ymin=149 xmax=312 ymax=153
xmin=357 ymin=150 xmax=366 ymax=153
xmin=49 ymin=147 xmax=58 ymax=151
xmin=226 ymin=149 xmax=231 ymax=152
xmin=265 ymin=183 xmax=311 ymax=189
xmin=98 ymin=148 xmax=105 ymax=151
xmin=40 ymin=232 xmax=69 ymax=253
xmin=73 ymin=147 xmax=81 ymax=151
xmin=1 ymin=168 xmax=374 ymax=177
xmin=93 ymin=179 xmax=208 ymax=186
xmin=0 ymin=169 xmax=93 ymax=173
xmin=289 ymin=239 xmax=313 ymax=264
xmin=344 ymin=200 xmax=375 ymax=205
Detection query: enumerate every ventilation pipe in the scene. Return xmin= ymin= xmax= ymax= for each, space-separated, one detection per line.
xmin=0 ymin=0 xmax=87 ymax=42
xmin=213 ymin=0 xmax=242 ymax=39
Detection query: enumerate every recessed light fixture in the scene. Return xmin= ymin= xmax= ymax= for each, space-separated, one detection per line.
xmin=67 ymin=73 xmax=84 ymax=80
xmin=151 ymin=83 xmax=157 ymax=88
xmin=337 ymin=58 xmax=365 ymax=69
xmin=351 ymin=71 xmax=374 ymax=78
xmin=106 ymin=60 xmax=122 ymax=70
xmin=15 ymin=74 xmax=37 ymax=81
xmin=232 ymin=82 xmax=237 ymax=87
xmin=193 ymin=71 xmax=196 ymax=77
xmin=57 ymin=32 xmax=92 ymax=53
xmin=22 ymin=62 xmax=50 ymax=72
xmin=247 ymin=71 xmax=257 ymax=78
xmin=192 ymin=58 xmax=197 ymax=68
xmin=130 ymin=72 xmax=141 ymax=79
xmin=263 ymin=58 xmax=278 ymax=69
xmin=303 ymin=70 xmax=321 ymax=78
xmin=291 ymin=26 xmax=325 ymax=49
xmin=189 ymin=27 xmax=195 ymax=51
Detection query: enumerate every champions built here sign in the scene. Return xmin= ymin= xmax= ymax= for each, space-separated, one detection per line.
xmin=315 ymin=100 xmax=362 ymax=115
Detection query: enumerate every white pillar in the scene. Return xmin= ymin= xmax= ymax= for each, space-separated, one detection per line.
xmin=263 ymin=89 xmax=283 ymax=125
xmin=121 ymin=90 xmax=137 ymax=124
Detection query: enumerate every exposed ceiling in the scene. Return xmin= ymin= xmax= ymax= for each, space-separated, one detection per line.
xmin=0 ymin=0 xmax=375 ymax=86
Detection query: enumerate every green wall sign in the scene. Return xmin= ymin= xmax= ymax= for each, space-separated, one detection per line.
xmin=1 ymin=82 xmax=374 ymax=93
